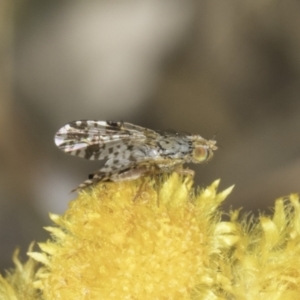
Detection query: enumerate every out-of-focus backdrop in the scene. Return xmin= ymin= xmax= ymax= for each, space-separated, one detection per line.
xmin=1 ymin=0 xmax=300 ymax=270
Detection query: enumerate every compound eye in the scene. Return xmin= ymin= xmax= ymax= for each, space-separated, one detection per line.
xmin=192 ymin=147 xmax=209 ymax=162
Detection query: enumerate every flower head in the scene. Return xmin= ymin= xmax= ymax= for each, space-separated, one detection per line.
xmin=30 ymin=174 xmax=234 ymax=299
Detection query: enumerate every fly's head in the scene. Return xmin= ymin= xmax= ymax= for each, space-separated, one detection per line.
xmin=190 ymin=136 xmax=217 ymax=164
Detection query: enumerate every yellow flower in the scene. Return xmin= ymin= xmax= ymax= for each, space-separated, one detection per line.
xmin=1 ymin=173 xmax=300 ymax=300
xmin=32 ymin=173 xmax=234 ymax=300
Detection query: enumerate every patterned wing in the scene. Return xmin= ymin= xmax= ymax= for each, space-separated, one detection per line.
xmin=54 ymin=120 xmax=158 ymax=160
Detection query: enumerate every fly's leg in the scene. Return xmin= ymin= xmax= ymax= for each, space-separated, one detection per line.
xmin=175 ymin=168 xmax=195 ymax=177
xmin=109 ymin=165 xmax=150 ymax=201
xmin=172 ymin=166 xmax=195 ymax=186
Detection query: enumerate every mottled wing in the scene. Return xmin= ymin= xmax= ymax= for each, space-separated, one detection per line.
xmin=54 ymin=120 xmax=159 ymax=160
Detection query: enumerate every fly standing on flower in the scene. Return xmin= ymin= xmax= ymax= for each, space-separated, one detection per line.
xmin=54 ymin=120 xmax=217 ymax=191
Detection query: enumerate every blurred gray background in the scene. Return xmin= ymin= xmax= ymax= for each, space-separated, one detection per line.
xmin=1 ymin=0 xmax=300 ymax=270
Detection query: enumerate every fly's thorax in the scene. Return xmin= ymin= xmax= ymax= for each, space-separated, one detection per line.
xmin=157 ymin=136 xmax=191 ymax=159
